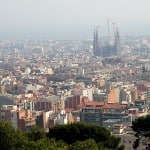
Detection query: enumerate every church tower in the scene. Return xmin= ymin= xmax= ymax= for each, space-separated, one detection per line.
xmin=93 ymin=27 xmax=100 ymax=56
xmin=115 ymin=28 xmax=121 ymax=56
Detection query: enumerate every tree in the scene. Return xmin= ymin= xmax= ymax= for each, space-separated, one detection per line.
xmin=0 ymin=120 xmax=124 ymax=149
xmin=132 ymin=115 xmax=150 ymax=149
xmin=47 ymin=122 xmax=124 ymax=150
xmin=48 ymin=123 xmax=111 ymax=144
xmin=70 ymin=139 xmax=98 ymax=150
xmin=25 ymin=126 xmax=46 ymax=141
xmin=0 ymin=120 xmax=69 ymax=150
xmin=104 ymin=135 xmax=121 ymax=149
xmin=37 ymin=138 xmax=68 ymax=150
xmin=0 ymin=120 xmax=26 ymax=150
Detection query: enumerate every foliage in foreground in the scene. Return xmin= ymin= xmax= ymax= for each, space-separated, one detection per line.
xmin=48 ymin=122 xmax=124 ymax=150
xmin=132 ymin=115 xmax=150 ymax=149
xmin=0 ymin=120 xmax=124 ymax=150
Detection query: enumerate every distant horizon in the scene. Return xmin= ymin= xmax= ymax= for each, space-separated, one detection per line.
xmin=0 ymin=0 xmax=150 ymax=40
xmin=0 ymin=31 xmax=150 ymax=41
xmin=0 ymin=26 xmax=150 ymax=41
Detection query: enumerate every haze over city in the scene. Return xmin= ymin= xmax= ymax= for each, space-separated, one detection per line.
xmin=0 ymin=0 xmax=150 ymax=150
xmin=0 ymin=0 xmax=150 ymax=40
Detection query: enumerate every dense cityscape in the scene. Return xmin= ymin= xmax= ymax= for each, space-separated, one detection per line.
xmin=0 ymin=25 xmax=150 ymax=149
xmin=0 ymin=0 xmax=150 ymax=149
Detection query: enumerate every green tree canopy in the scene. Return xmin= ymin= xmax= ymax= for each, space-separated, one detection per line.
xmin=0 ymin=120 xmax=124 ymax=150
xmin=0 ymin=120 xmax=26 ymax=150
xmin=70 ymin=139 xmax=98 ymax=150
xmin=0 ymin=120 xmax=68 ymax=150
xmin=25 ymin=126 xmax=46 ymax=141
xmin=47 ymin=123 xmax=111 ymax=144
xmin=132 ymin=115 xmax=150 ymax=137
xmin=47 ymin=122 xmax=124 ymax=150
xmin=132 ymin=115 xmax=150 ymax=149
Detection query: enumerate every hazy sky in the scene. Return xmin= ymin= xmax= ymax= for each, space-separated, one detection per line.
xmin=0 ymin=0 xmax=150 ymax=40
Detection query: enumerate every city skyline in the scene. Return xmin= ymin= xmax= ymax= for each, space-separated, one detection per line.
xmin=0 ymin=0 xmax=150 ymax=40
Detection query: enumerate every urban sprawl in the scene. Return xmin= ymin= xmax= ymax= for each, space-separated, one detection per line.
xmin=0 ymin=30 xmax=150 ymax=149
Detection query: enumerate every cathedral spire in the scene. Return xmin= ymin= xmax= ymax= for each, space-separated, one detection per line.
xmin=115 ymin=27 xmax=121 ymax=56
